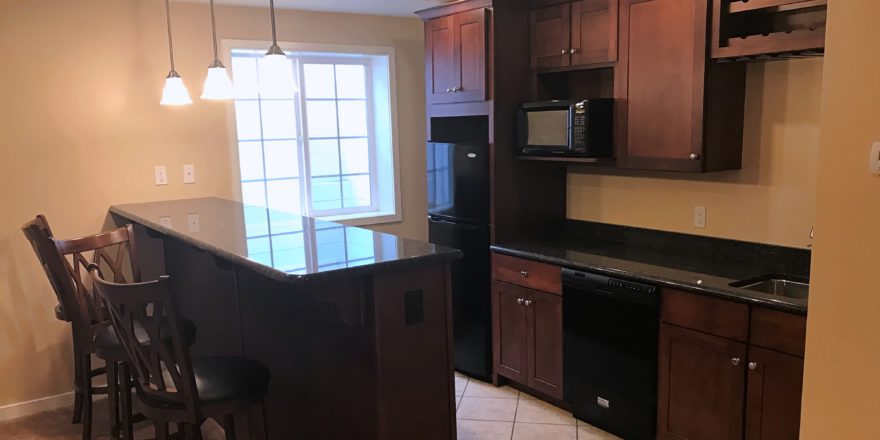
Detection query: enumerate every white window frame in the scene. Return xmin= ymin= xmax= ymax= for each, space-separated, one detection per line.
xmin=223 ymin=40 xmax=402 ymax=226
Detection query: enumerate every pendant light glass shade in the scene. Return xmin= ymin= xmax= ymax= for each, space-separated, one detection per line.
xmin=161 ymin=71 xmax=194 ymax=105
xmin=202 ymin=63 xmax=235 ymax=100
xmin=161 ymin=0 xmax=191 ymax=106
xmin=201 ymin=0 xmax=234 ymax=100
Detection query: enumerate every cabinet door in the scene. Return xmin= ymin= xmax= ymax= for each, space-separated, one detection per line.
xmin=452 ymin=9 xmax=488 ymax=103
xmin=745 ymin=347 xmax=804 ymax=440
xmin=526 ymin=290 xmax=563 ymax=400
xmin=617 ymin=0 xmax=708 ymax=172
xmin=571 ymin=0 xmax=618 ymax=66
xmin=530 ymin=3 xmax=571 ymax=69
xmin=492 ymin=281 xmax=528 ymax=383
xmin=425 ymin=15 xmax=456 ymax=104
xmin=658 ymin=323 xmax=746 ymax=440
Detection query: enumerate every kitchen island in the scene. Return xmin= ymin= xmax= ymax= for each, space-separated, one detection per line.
xmin=108 ymin=197 xmax=462 ymax=440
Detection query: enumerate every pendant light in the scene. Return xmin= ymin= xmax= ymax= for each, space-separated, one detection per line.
xmin=264 ymin=0 xmax=287 ymax=64
xmin=160 ymin=0 xmax=192 ymax=105
xmin=201 ymin=0 xmax=234 ymax=100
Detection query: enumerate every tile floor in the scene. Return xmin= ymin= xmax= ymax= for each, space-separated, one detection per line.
xmin=454 ymin=372 xmax=622 ymax=440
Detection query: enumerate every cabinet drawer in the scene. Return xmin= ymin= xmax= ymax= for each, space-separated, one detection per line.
xmin=661 ymin=289 xmax=749 ymax=342
xmin=750 ymin=308 xmax=807 ymax=357
xmin=492 ymin=253 xmax=562 ymax=295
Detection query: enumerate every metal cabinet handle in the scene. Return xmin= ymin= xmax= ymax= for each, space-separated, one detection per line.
xmin=689 ymin=153 xmax=701 ymax=160
xmin=749 ymin=362 xmax=759 ymax=370
xmin=520 ymin=270 xmax=529 ymax=278
xmin=561 ymin=49 xmax=570 ymax=55
xmin=571 ymin=48 xmax=579 ymax=54
xmin=452 ymin=86 xmax=462 ymax=92
xmin=516 ymin=298 xmax=524 ymax=305
xmin=524 ymin=300 xmax=533 ymax=307
xmin=445 ymin=87 xmax=452 ymax=93
xmin=731 ymin=357 xmax=741 ymax=366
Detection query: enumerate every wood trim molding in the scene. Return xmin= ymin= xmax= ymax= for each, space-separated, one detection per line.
xmin=0 ymin=391 xmax=89 ymax=423
xmin=416 ymin=0 xmax=494 ymax=20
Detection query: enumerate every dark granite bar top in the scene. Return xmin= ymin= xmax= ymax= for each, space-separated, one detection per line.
xmin=491 ymin=221 xmax=810 ymax=314
xmin=110 ymin=197 xmax=461 ymax=284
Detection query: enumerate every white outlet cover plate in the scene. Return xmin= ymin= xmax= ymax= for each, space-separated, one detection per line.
xmin=154 ymin=166 xmax=168 ymax=186
xmin=183 ymin=164 xmax=196 ymax=184
xmin=694 ymin=206 xmax=707 ymax=228
xmin=187 ymin=213 xmax=200 ymax=233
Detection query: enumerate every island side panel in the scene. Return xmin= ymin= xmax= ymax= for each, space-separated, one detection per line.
xmin=162 ymin=237 xmax=243 ymax=358
xmin=236 ymin=269 xmax=380 ymax=440
xmin=373 ymin=262 xmax=456 ymax=440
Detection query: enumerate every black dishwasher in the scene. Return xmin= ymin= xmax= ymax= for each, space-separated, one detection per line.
xmin=562 ymin=268 xmax=659 ymax=440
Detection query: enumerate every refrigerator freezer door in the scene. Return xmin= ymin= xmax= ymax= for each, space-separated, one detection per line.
xmin=428 ymin=217 xmax=492 ymax=379
xmin=427 ymin=142 xmax=490 ymax=224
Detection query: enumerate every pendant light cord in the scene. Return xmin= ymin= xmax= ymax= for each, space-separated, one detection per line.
xmin=210 ymin=0 xmax=220 ymax=61
xmin=269 ymin=0 xmax=279 ymax=45
xmin=164 ymin=0 xmax=176 ymax=72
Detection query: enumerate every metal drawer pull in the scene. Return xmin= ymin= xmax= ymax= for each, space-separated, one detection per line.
xmin=571 ymin=48 xmax=579 ymax=54
xmin=524 ymin=300 xmax=533 ymax=307
xmin=520 ymin=270 xmax=529 ymax=278
xmin=689 ymin=153 xmax=701 ymax=160
xmin=731 ymin=357 xmax=741 ymax=366
xmin=749 ymin=362 xmax=759 ymax=370
xmin=562 ymin=49 xmax=570 ymax=54
xmin=517 ymin=298 xmax=524 ymax=305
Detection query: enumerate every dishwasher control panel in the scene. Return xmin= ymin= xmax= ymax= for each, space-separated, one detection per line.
xmin=606 ymin=278 xmax=656 ymax=295
xmin=562 ymin=268 xmax=658 ymax=305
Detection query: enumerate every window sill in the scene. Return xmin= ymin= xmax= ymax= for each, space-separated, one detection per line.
xmin=318 ymin=211 xmax=402 ymax=227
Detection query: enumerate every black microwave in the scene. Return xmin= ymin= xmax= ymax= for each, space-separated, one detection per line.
xmin=517 ymin=99 xmax=613 ymax=157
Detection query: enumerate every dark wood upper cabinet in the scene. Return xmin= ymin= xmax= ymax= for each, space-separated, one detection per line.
xmin=425 ymin=15 xmax=456 ymax=104
xmin=424 ymin=8 xmax=488 ymax=104
xmin=492 ymin=281 xmax=529 ymax=384
xmin=530 ymin=1 xmax=617 ymax=70
xmin=526 ymin=289 xmax=563 ymax=399
xmin=530 ymin=4 xmax=571 ymax=69
xmin=745 ymin=346 xmax=804 ymax=440
xmin=658 ymin=323 xmax=747 ymax=440
xmin=571 ymin=0 xmax=618 ymax=65
xmin=616 ymin=0 xmax=747 ymax=172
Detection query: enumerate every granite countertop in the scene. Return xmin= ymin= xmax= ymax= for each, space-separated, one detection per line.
xmin=110 ymin=197 xmax=462 ymax=284
xmin=491 ymin=223 xmax=810 ymax=314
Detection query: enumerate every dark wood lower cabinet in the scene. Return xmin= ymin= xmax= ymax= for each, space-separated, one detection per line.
xmin=526 ymin=289 xmax=563 ymax=398
xmin=658 ymin=323 xmax=746 ymax=440
xmin=745 ymin=346 xmax=804 ymax=440
xmin=491 ymin=280 xmax=563 ymax=400
xmin=494 ymin=282 xmax=529 ymax=383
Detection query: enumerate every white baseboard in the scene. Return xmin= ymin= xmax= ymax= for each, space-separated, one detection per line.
xmin=0 ymin=391 xmax=76 ymax=423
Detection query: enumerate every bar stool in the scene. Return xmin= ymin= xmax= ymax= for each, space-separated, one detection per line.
xmin=22 ymin=217 xmax=196 ymax=440
xmin=89 ymin=267 xmax=271 ymax=440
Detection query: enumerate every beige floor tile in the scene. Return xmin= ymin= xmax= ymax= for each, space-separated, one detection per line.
xmin=514 ymin=398 xmax=576 ymax=425
xmin=455 ymin=374 xmax=469 ymax=396
xmin=456 ymin=419 xmax=514 ymax=440
xmin=578 ymin=423 xmax=623 ymax=440
xmin=463 ymin=379 xmax=519 ymax=399
xmin=457 ymin=394 xmax=463 ymax=410
xmin=512 ymin=422 xmax=577 ymax=440
xmin=518 ymin=391 xmax=538 ymax=400
xmin=457 ymin=396 xmax=518 ymax=422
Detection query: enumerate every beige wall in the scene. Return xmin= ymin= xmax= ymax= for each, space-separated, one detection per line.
xmin=568 ymin=58 xmax=823 ymax=248
xmin=0 ymin=0 xmax=425 ymax=406
xmin=800 ymin=2 xmax=880 ymax=438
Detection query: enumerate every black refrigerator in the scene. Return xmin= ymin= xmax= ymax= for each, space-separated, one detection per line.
xmin=427 ymin=142 xmax=492 ymax=380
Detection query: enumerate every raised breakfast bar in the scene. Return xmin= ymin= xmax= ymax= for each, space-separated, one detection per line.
xmin=107 ymin=197 xmax=462 ymax=440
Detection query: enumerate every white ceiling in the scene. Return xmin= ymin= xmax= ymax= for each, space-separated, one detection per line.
xmin=175 ymin=0 xmax=451 ymax=17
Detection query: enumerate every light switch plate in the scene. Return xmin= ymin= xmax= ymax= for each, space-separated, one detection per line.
xmin=694 ymin=206 xmax=707 ymax=228
xmin=154 ymin=166 xmax=168 ymax=186
xmin=183 ymin=164 xmax=196 ymax=184
xmin=187 ymin=213 xmax=200 ymax=233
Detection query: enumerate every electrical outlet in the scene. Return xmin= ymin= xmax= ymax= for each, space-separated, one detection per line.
xmin=183 ymin=164 xmax=196 ymax=184
xmin=154 ymin=166 xmax=168 ymax=186
xmin=694 ymin=206 xmax=707 ymax=228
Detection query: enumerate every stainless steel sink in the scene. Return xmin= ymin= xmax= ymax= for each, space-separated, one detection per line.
xmin=730 ymin=275 xmax=809 ymax=299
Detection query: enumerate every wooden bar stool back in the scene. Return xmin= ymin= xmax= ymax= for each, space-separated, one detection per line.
xmin=88 ymin=269 xmax=270 ymax=440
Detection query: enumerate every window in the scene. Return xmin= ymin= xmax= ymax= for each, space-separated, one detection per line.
xmin=229 ymin=45 xmax=399 ymax=224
